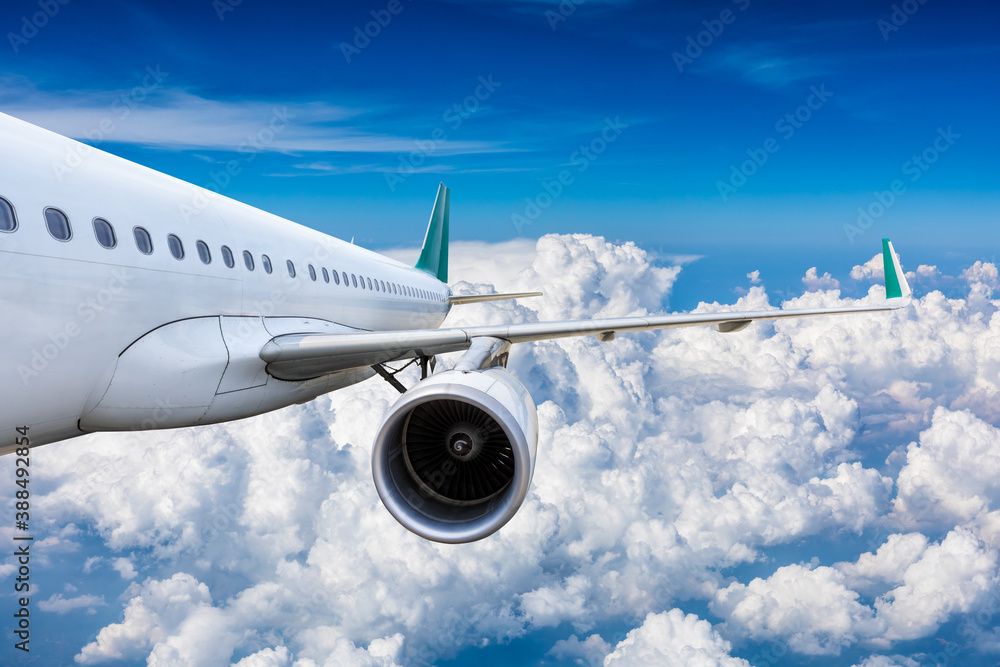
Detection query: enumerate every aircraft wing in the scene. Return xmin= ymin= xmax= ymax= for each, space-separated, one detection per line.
xmin=260 ymin=239 xmax=911 ymax=381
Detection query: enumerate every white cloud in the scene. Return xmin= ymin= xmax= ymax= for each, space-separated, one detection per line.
xmin=747 ymin=270 xmax=761 ymax=285
xmin=802 ymin=266 xmax=841 ymax=291
xmin=547 ymin=633 xmax=611 ymax=666
xmin=75 ymin=573 xmax=216 ymax=665
xmin=850 ymin=253 xmax=883 ymax=281
xmin=603 ymin=609 xmax=750 ymax=666
xmin=916 ymin=264 xmax=940 ymax=278
xmin=874 ymin=526 xmax=998 ymax=641
xmin=232 ymin=646 xmax=292 ymax=667
xmin=520 ymin=575 xmax=591 ymax=629
xmin=39 ymin=594 xmax=107 ymax=614
xmin=836 ymin=532 xmax=929 ymax=595
xmin=0 ymin=83 xmax=505 ymax=156
xmin=961 ymin=261 xmax=1000 ymax=287
xmin=894 ymin=408 xmax=1000 ymax=527
xmin=112 ymin=557 xmax=137 ymax=580
xmin=712 ymin=564 xmax=883 ymax=654
xmin=853 ymin=656 xmax=921 ymax=667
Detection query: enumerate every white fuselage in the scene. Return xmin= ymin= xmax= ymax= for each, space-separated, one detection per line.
xmin=0 ymin=113 xmax=450 ymax=453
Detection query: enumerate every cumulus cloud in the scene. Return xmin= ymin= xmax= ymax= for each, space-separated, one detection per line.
xmin=894 ymin=408 xmax=1000 ymax=527
xmin=916 ymin=264 xmax=940 ymax=279
xmin=850 ymin=253 xmax=884 ymax=281
xmin=836 ymin=532 xmax=929 ymax=595
xmin=15 ymin=234 xmax=1000 ymax=665
xmin=802 ymin=266 xmax=841 ymax=291
xmin=874 ymin=526 xmax=999 ymax=641
xmin=112 ymin=557 xmax=138 ymax=580
xmin=712 ymin=564 xmax=883 ymax=654
xmin=962 ymin=261 xmax=1000 ymax=287
xmin=232 ymin=647 xmax=292 ymax=667
xmin=603 ymin=609 xmax=750 ymax=666
xmin=75 ymin=573 xmax=217 ymax=665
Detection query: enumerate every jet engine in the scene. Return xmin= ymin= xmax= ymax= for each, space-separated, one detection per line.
xmin=372 ymin=366 xmax=538 ymax=543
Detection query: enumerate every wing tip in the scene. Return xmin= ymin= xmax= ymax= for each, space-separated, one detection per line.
xmin=881 ymin=237 xmax=912 ymax=305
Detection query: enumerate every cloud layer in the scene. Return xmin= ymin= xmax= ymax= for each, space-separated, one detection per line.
xmin=5 ymin=234 xmax=1000 ymax=666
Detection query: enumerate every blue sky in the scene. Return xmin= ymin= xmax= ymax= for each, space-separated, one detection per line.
xmin=4 ymin=2 xmax=1000 ymax=666
xmin=2 ymin=0 xmax=997 ymax=264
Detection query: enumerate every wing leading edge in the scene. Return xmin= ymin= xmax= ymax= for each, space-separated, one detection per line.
xmin=260 ymin=239 xmax=912 ymax=381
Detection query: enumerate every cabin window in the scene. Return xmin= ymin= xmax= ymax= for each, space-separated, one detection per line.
xmin=322 ymin=267 xmax=329 ymax=283
xmin=342 ymin=272 xmax=349 ymax=286
xmin=196 ymin=240 xmax=211 ymax=264
xmin=243 ymin=251 xmax=255 ymax=271
xmin=287 ymin=260 xmax=296 ymax=278
xmin=93 ymin=218 xmax=116 ymax=249
xmin=359 ymin=274 xmax=366 ymax=289
xmin=167 ymin=234 xmax=184 ymax=260
xmin=261 ymin=254 xmax=272 ymax=274
xmin=308 ymin=264 xmax=317 ymax=281
xmin=374 ymin=279 xmax=380 ymax=292
xmin=392 ymin=284 xmax=397 ymax=295
xmin=44 ymin=207 xmax=72 ymax=241
xmin=134 ymin=226 xmax=153 ymax=255
xmin=351 ymin=274 xmax=357 ymax=288
xmin=221 ymin=245 xmax=235 ymax=268
xmin=366 ymin=277 xmax=373 ymax=290
xmin=0 ymin=197 xmax=16 ymax=232
xmin=332 ymin=270 xmax=340 ymax=285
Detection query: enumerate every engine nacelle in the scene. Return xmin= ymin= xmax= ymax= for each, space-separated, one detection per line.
xmin=372 ymin=367 xmax=538 ymax=543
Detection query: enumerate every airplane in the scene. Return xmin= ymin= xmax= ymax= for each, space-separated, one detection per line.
xmin=0 ymin=111 xmax=912 ymax=544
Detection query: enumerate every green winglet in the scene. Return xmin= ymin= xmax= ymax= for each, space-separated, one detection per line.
xmin=881 ymin=238 xmax=911 ymax=300
xmin=415 ymin=183 xmax=450 ymax=283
